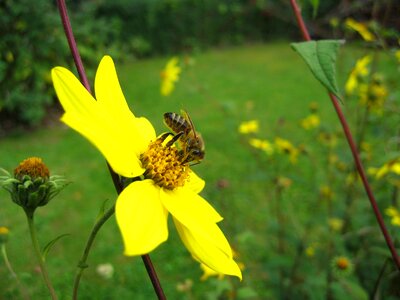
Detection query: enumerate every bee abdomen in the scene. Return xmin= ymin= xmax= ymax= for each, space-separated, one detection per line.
xmin=164 ymin=112 xmax=189 ymax=133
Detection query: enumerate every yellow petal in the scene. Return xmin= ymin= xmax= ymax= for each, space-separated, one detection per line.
xmin=174 ymin=218 xmax=242 ymax=280
xmin=186 ymin=171 xmax=205 ymax=194
xmin=161 ymin=187 xmax=222 ymax=224
xmin=52 ymin=66 xmax=148 ymax=177
xmin=95 ymin=56 xmax=132 ymax=116
xmin=116 ymin=180 xmax=168 ymax=256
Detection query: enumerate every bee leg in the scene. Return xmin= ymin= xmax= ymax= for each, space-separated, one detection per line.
xmin=166 ymin=132 xmax=184 ymax=147
xmin=159 ymin=132 xmax=173 ymax=142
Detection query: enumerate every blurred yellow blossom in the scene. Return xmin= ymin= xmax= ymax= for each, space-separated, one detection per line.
xmin=305 ymin=245 xmax=315 ymax=257
xmin=318 ymin=131 xmax=338 ymax=148
xmin=345 ymin=18 xmax=375 ymax=42
xmin=385 ymin=206 xmax=400 ymax=227
xmin=328 ymin=218 xmax=344 ymax=232
xmin=238 ymin=120 xmax=259 ymax=134
xmin=320 ymin=185 xmax=334 ymax=200
xmin=249 ymin=138 xmax=274 ymax=155
xmin=358 ymin=79 xmax=388 ymax=114
xmin=0 ymin=226 xmax=9 ymax=244
xmin=274 ymin=137 xmax=299 ymax=164
xmin=395 ymin=50 xmax=400 ymax=63
xmin=301 ymin=114 xmax=320 ymax=130
xmin=160 ymin=57 xmax=181 ymax=96
xmin=345 ymin=55 xmax=371 ymax=95
xmin=372 ymin=158 xmax=400 ymax=179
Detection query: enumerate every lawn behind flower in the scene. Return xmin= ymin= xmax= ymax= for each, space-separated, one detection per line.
xmin=0 ymin=42 xmax=397 ymax=299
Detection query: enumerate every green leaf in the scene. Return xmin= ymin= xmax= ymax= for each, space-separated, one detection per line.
xmin=42 ymin=234 xmax=70 ymax=261
xmin=291 ymin=40 xmax=344 ymax=100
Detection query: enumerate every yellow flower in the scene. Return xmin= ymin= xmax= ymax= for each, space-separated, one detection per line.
xmin=345 ymin=55 xmax=371 ymax=95
xmin=51 ymin=56 xmax=241 ymax=279
xmin=300 ymin=114 xmax=320 ymax=130
xmin=249 ymin=138 xmax=273 ymax=155
xmin=0 ymin=226 xmax=9 ymax=243
xmin=345 ymin=18 xmax=375 ymax=42
xmin=305 ymin=245 xmax=315 ymax=257
xmin=274 ymin=137 xmax=299 ymax=164
xmin=328 ymin=218 xmax=343 ymax=232
xmin=385 ymin=206 xmax=400 ymax=227
xmin=358 ymin=79 xmax=388 ymax=114
xmin=395 ymin=50 xmax=400 ymax=63
xmin=374 ymin=158 xmax=400 ymax=179
xmin=160 ymin=57 xmax=181 ymax=96
xmin=238 ymin=120 xmax=259 ymax=134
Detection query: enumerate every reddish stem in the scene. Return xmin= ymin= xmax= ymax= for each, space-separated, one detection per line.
xmin=289 ymin=0 xmax=400 ymax=270
xmin=55 ymin=0 xmax=167 ymax=298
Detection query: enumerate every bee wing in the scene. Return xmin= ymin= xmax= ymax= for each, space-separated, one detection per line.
xmin=181 ymin=109 xmax=197 ymax=138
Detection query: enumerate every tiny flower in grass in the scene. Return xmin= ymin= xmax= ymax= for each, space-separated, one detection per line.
xmin=238 ymin=120 xmax=259 ymax=134
xmin=332 ymin=256 xmax=353 ymax=278
xmin=305 ymin=245 xmax=315 ymax=257
xmin=51 ymin=56 xmax=241 ymax=279
xmin=300 ymin=114 xmax=320 ymax=130
xmin=345 ymin=18 xmax=375 ymax=42
xmin=395 ymin=50 xmax=400 ymax=63
xmin=0 ymin=157 xmax=66 ymax=213
xmin=96 ymin=263 xmax=114 ymax=280
xmin=385 ymin=206 xmax=400 ymax=227
xmin=345 ymin=55 xmax=371 ymax=95
xmin=160 ymin=57 xmax=181 ymax=96
xmin=319 ymin=185 xmax=334 ymax=200
xmin=274 ymin=137 xmax=299 ymax=164
xmin=0 ymin=226 xmax=9 ymax=244
xmin=328 ymin=218 xmax=344 ymax=232
xmin=176 ymin=279 xmax=193 ymax=292
xmin=249 ymin=138 xmax=274 ymax=155
xmin=372 ymin=158 xmax=400 ymax=179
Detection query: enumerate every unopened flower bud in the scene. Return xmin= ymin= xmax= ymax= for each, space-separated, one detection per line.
xmin=1 ymin=157 xmax=67 ymax=213
xmin=0 ymin=226 xmax=9 ymax=244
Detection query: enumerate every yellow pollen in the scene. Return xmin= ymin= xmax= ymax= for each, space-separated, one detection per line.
xmin=14 ymin=157 xmax=50 ymax=181
xmin=141 ymin=138 xmax=189 ymax=190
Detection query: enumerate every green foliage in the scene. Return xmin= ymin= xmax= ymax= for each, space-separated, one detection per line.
xmin=291 ymin=40 xmax=344 ymax=100
xmin=0 ymin=0 xmax=124 ymax=131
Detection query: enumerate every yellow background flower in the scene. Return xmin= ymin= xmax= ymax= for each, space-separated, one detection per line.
xmin=160 ymin=57 xmax=181 ymax=96
xmin=345 ymin=18 xmax=375 ymax=42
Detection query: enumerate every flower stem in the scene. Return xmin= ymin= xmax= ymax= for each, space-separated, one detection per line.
xmin=289 ymin=0 xmax=400 ymax=270
xmin=25 ymin=210 xmax=58 ymax=300
xmin=1 ymin=244 xmax=31 ymax=300
xmin=72 ymin=204 xmax=115 ymax=300
xmin=55 ymin=1 xmax=167 ymax=298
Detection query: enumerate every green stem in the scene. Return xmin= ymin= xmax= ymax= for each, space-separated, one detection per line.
xmin=25 ymin=210 xmax=58 ymax=300
xmin=1 ymin=244 xmax=30 ymax=300
xmin=72 ymin=204 xmax=115 ymax=300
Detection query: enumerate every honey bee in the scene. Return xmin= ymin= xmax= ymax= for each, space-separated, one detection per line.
xmin=163 ymin=110 xmax=205 ymax=164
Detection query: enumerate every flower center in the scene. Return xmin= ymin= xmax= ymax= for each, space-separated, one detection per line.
xmin=140 ymin=137 xmax=189 ymax=190
xmin=14 ymin=157 xmax=50 ymax=181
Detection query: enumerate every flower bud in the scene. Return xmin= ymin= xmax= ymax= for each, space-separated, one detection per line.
xmin=1 ymin=157 xmax=66 ymax=213
xmin=0 ymin=226 xmax=9 ymax=244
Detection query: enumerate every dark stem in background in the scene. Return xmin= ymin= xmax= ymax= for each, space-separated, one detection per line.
xmin=288 ymin=0 xmax=400 ymax=270
xmin=55 ymin=1 xmax=167 ymax=299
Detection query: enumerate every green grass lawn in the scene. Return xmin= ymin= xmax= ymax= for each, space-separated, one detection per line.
xmin=1 ymin=42 xmax=399 ymax=299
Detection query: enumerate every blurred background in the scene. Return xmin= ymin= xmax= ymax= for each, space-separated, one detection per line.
xmin=1 ymin=0 xmax=400 ymax=299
